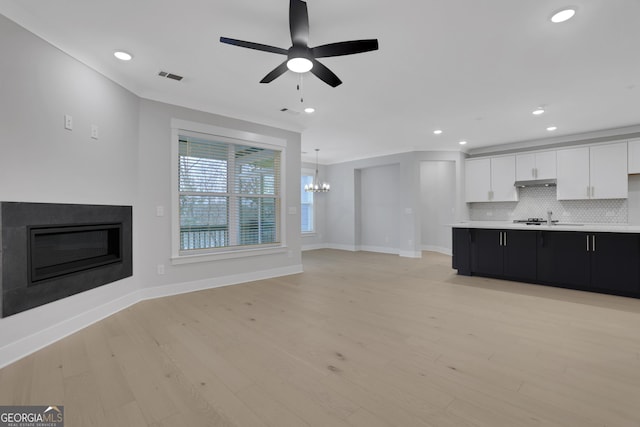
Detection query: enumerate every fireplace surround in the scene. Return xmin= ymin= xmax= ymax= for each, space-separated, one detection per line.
xmin=0 ymin=202 xmax=132 ymax=317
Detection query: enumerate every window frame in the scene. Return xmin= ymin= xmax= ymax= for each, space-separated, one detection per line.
xmin=301 ymin=168 xmax=316 ymax=235
xmin=171 ymin=119 xmax=288 ymax=264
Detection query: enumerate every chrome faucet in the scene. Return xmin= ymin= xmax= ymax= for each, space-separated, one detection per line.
xmin=547 ymin=210 xmax=553 ymax=225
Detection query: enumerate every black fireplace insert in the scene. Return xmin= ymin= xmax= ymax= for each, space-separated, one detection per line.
xmin=0 ymin=202 xmax=133 ymax=317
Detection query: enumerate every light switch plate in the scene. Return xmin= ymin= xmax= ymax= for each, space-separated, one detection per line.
xmin=64 ymin=114 xmax=73 ymax=130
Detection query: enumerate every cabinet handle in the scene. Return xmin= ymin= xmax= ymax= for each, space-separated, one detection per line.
xmin=499 ymin=232 xmax=503 ymax=246
xmin=592 ymin=235 xmax=596 ymax=252
xmin=532 ymin=168 xmax=536 ymax=178
xmin=586 ymin=235 xmax=590 ymax=252
xmin=504 ymin=232 xmax=507 ymax=246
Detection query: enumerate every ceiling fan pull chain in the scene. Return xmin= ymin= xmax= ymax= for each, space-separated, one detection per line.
xmin=299 ymin=74 xmax=304 ymax=103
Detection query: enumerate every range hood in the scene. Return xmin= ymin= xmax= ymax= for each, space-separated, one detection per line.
xmin=514 ymin=178 xmax=557 ymax=188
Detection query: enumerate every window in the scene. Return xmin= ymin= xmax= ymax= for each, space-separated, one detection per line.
xmin=301 ymin=173 xmax=314 ymax=233
xmin=178 ymin=134 xmax=281 ymax=254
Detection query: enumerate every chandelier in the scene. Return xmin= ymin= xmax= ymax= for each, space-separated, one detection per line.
xmin=305 ymin=149 xmax=330 ymax=192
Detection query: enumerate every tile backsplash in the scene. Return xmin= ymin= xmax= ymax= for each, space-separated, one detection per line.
xmin=469 ymin=186 xmax=628 ymax=224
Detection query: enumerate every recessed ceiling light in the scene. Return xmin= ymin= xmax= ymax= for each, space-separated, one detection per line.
xmin=550 ymin=8 xmax=576 ymax=23
xmin=532 ymin=108 xmax=545 ymax=115
xmin=433 ymin=129 xmax=443 ymax=135
xmin=459 ymin=141 xmax=467 ymax=145
xmin=114 ymin=51 xmax=133 ymax=61
xmin=547 ymin=126 xmax=558 ymax=131
xmin=304 ymin=107 xmax=315 ymax=114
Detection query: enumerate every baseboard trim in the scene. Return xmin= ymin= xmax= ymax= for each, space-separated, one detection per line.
xmin=399 ymin=250 xmax=422 ymax=258
xmin=359 ymin=245 xmax=400 ymax=255
xmin=302 ymin=243 xmax=328 ymax=251
xmin=421 ymin=245 xmax=452 ymax=256
xmin=0 ymin=264 xmax=303 ymax=369
xmin=0 ymin=291 xmax=140 ymax=370
xmin=326 ymin=243 xmax=358 ymax=252
xmin=138 ymin=265 xmax=303 ymax=301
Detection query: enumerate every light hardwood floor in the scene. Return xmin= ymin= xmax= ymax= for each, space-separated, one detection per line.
xmin=2 ymin=249 xmax=640 ymax=426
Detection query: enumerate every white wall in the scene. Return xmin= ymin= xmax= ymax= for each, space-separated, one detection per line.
xmin=324 ymin=151 xmax=467 ymax=257
xmin=0 ymin=15 xmax=302 ymax=368
xmin=0 ymin=14 xmax=141 ymax=366
xmin=420 ymin=161 xmax=456 ymax=255
xmin=136 ymin=99 xmax=302 ymax=290
xmin=358 ymin=164 xmax=401 ymax=253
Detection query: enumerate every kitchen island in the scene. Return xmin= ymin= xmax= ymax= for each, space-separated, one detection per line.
xmin=452 ymin=221 xmax=640 ymax=298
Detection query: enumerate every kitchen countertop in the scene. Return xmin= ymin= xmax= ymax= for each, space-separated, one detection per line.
xmin=450 ymin=221 xmax=640 ymax=233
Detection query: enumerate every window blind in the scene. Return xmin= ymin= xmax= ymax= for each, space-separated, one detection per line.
xmin=179 ymin=135 xmax=281 ymax=252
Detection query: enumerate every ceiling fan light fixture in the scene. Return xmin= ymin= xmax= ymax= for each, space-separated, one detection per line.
xmin=287 ymin=57 xmax=313 ymax=73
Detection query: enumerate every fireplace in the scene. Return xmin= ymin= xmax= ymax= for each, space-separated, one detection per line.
xmin=1 ymin=202 xmax=133 ymax=317
xmin=29 ymin=223 xmax=123 ymax=284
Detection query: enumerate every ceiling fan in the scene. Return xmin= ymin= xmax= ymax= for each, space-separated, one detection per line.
xmin=220 ymin=0 xmax=379 ymax=87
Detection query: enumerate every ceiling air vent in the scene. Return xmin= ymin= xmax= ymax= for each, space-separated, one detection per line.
xmin=158 ymin=71 xmax=184 ymax=81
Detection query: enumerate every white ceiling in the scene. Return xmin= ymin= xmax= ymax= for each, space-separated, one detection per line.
xmin=2 ymin=0 xmax=640 ymax=164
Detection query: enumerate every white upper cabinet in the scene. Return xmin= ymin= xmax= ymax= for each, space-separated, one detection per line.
xmin=491 ymin=156 xmax=518 ymax=201
xmin=557 ymin=147 xmax=590 ymax=200
xmin=628 ymin=138 xmax=640 ymax=174
xmin=557 ymin=142 xmax=627 ymax=200
xmin=590 ymin=143 xmax=628 ymax=199
xmin=465 ymin=158 xmax=491 ymax=202
xmin=515 ymin=150 xmax=556 ymax=181
xmin=465 ymin=156 xmax=518 ymax=202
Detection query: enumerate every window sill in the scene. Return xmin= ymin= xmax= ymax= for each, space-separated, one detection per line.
xmin=171 ymin=246 xmax=288 ymax=265
xmin=301 ymin=232 xmax=317 ymax=237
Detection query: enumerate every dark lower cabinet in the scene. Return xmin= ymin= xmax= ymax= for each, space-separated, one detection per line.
xmin=452 ymin=228 xmax=472 ymax=275
xmin=452 ymin=228 xmax=640 ymax=298
xmin=471 ymin=229 xmax=537 ymax=282
xmin=590 ymin=233 xmax=640 ymax=293
xmin=503 ymin=230 xmax=538 ymax=282
xmin=538 ymin=231 xmax=590 ymax=288
xmin=472 ymin=229 xmax=504 ymax=276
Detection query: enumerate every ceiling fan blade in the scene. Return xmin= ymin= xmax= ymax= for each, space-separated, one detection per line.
xmin=310 ymin=59 xmax=342 ymax=87
xmin=260 ymin=61 xmax=289 ymax=83
xmin=312 ymin=39 xmax=379 ymax=58
xmin=289 ymin=0 xmax=310 ymax=46
xmin=220 ymin=37 xmax=288 ymax=55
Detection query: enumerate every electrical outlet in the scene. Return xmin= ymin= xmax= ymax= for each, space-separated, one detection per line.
xmin=156 ymin=206 xmax=164 ymax=217
xmin=64 ymin=114 xmax=73 ymax=130
xmin=157 ymin=264 xmax=165 ymax=275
